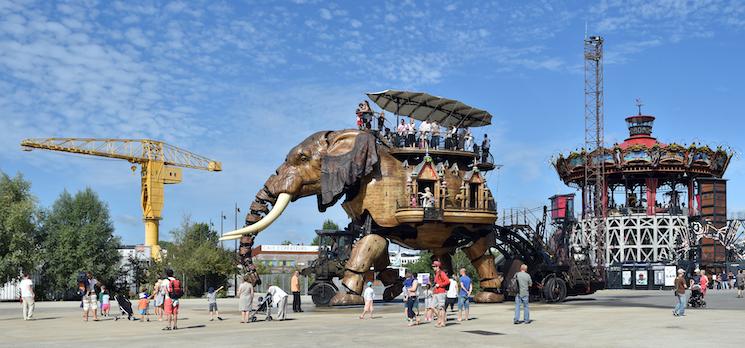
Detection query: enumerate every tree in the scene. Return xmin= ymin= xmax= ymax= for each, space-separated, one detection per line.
xmin=406 ymin=249 xmax=482 ymax=292
xmin=406 ymin=251 xmax=433 ymax=275
xmin=312 ymin=219 xmax=340 ymax=245
xmin=40 ymin=188 xmax=121 ymax=299
xmin=165 ymin=216 xmax=235 ymax=297
xmin=0 ymin=172 xmax=40 ymax=282
xmin=281 ymin=240 xmax=293 ymax=245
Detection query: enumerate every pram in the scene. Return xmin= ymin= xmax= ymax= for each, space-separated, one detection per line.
xmin=687 ymin=285 xmax=707 ymax=308
xmin=115 ymin=294 xmax=135 ymax=320
xmin=249 ymin=294 xmax=273 ymax=322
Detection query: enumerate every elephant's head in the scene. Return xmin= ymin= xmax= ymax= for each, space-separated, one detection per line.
xmin=221 ymin=129 xmax=379 ymax=240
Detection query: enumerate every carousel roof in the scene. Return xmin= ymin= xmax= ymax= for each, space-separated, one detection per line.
xmin=553 ymin=114 xmax=733 ymax=185
xmin=366 ymin=90 xmax=492 ymax=128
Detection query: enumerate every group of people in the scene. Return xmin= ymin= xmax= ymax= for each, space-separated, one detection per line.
xmin=673 ymin=268 xmax=745 ymax=317
xmin=354 ymin=100 xmax=492 ymax=163
xmin=134 ymin=269 xmax=183 ymax=330
xmin=397 ymin=261 xmax=475 ymax=327
xmin=77 ymin=272 xmax=112 ymax=322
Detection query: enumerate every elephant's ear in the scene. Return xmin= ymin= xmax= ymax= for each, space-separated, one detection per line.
xmin=319 ymin=130 xmax=379 ymax=212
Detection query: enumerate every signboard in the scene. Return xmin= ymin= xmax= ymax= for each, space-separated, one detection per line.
xmin=260 ymin=245 xmax=319 ymax=253
xmin=417 ymin=273 xmax=431 ymax=286
xmin=664 ymin=266 xmax=677 ymax=286
xmin=653 ymin=270 xmax=665 ymax=285
xmin=635 ymin=270 xmax=648 ymax=286
xmin=622 ymin=271 xmax=632 ymax=286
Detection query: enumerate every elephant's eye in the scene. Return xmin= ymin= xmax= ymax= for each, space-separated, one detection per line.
xmin=298 ymin=154 xmax=310 ymax=162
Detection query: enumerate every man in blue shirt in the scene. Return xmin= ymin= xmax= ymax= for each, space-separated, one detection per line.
xmin=458 ymin=268 xmax=472 ymax=321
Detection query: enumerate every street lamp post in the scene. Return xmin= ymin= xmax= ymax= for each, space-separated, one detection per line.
xmin=234 ymin=202 xmax=240 ymax=297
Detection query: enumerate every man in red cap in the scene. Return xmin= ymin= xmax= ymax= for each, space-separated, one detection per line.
xmin=431 ymin=260 xmax=450 ymax=328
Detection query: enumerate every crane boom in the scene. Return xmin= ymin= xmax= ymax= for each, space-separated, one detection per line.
xmin=21 ymin=137 xmax=222 ymax=259
xmin=20 ymin=138 xmax=222 ymax=171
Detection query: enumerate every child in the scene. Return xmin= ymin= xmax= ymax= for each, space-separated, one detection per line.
xmin=422 ymin=283 xmax=434 ymax=322
xmin=138 ymin=288 xmax=150 ymax=322
xmin=359 ymin=281 xmax=375 ymax=319
xmin=207 ymin=286 xmax=224 ymax=321
xmin=100 ymin=288 xmax=111 ymax=317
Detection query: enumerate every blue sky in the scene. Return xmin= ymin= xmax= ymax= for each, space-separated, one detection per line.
xmin=1 ymin=0 xmax=744 ymax=246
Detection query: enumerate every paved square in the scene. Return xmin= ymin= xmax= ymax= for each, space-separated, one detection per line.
xmin=1 ymin=290 xmax=742 ymax=347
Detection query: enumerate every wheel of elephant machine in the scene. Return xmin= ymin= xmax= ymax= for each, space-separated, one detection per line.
xmin=311 ymin=281 xmax=337 ymax=306
xmin=542 ymin=276 xmax=567 ymax=303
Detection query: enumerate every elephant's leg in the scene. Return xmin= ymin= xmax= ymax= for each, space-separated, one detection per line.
xmin=330 ymin=234 xmax=388 ymax=306
xmin=464 ymin=236 xmax=504 ymax=303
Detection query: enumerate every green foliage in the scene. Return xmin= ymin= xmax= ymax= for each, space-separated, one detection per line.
xmin=281 ymin=240 xmax=292 ymax=245
xmin=0 ymin=172 xmax=41 ymax=282
xmin=313 ymin=219 xmax=340 ymax=245
xmin=162 ymin=216 xmax=235 ymax=297
xmin=452 ymin=249 xmax=481 ymax=293
xmin=406 ymin=251 xmax=433 ymax=275
xmin=40 ymin=188 xmax=121 ymax=299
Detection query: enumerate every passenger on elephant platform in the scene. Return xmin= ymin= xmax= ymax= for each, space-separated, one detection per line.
xmin=481 ymin=134 xmax=491 ymax=163
xmin=407 ymin=119 xmax=416 ymax=147
xmin=397 ymin=120 xmax=407 ymax=147
xmin=431 ymin=121 xmax=441 ymax=149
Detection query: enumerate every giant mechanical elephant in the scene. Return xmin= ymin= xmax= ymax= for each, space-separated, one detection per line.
xmin=222 ymin=129 xmax=503 ymax=304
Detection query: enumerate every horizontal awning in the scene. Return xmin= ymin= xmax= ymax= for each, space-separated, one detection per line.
xmin=366 ymin=90 xmax=492 ymax=128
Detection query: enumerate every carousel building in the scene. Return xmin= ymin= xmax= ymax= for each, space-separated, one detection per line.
xmin=553 ymin=112 xmax=736 ymax=285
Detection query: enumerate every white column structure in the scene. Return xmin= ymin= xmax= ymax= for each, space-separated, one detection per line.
xmin=572 ymin=214 xmax=688 ymax=266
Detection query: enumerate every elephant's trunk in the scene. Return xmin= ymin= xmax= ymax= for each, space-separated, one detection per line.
xmin=220 ymin=192 xmax=292 ymax=241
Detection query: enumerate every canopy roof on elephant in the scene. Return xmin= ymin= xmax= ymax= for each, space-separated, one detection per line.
xmin=366 ymin=90 xmax=492 ymax=128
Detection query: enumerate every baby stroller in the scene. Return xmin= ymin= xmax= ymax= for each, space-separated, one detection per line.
xmin=688 ymin=285 xmax=707 ymax=308
xmin=115 ymin=294 xmax=135 ymax=320
xmin=249 ymin=294 xmax=273 ymax=322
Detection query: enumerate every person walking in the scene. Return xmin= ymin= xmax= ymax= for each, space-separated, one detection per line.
xmin=422 ymin=283 xmax=434 ymax=322
xmin=238 ymin=275 xmax=255 ymax=323
xmin=728 ymin=271 xmax=735 ymax=290
xmin=403 ymin=271 xmax=420 ymax=326
xmin=19 ymin=273 xmax=34 ymax=321
xmin=360 ymin=281 xmax=375 ymax=319
xmin=100 ymin=286 xmax=111 ymax=317
xmin=432 ymin=261 xmax=450 ymax=328
xmin=138 ymin=287 xmax=151 ymax=322
xmin=513 ymin=264 xmax=532 ymax=324
xmin=291 ymin=271 xmax=303 ymax=313
xmin=737 ymin=270 xmax=745 ymax=298
xmin=82 ymin=288 xmax=98 ymax=322
xmin=267 ymin=285 xmax=289 ymax=320
xmin=446 ymin=274 xmax=458 ymax=312
xmin=458 ymin=268 xmax=472 ymax=322
xmin=673 ymin=269 xmax=687 ymax=316
xmin=163 ymin=269 xmax=182 ymax=331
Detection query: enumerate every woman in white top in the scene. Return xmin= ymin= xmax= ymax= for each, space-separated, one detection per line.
xmin=446 ymin=275 xmax=458 ymax=312
xmin=360 ymin=281 xmax=375 ymax=319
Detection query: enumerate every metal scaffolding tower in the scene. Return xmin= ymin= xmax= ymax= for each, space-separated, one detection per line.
xmin=583 ymin=35 xmax=605 ymax=266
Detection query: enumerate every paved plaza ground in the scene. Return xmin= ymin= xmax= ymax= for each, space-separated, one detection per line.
xmin=2 ymin=289 xmax=744 ymax=347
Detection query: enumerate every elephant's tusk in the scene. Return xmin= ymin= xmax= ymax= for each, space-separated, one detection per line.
xmin=219 ymin=193 xmax=292 ymax=241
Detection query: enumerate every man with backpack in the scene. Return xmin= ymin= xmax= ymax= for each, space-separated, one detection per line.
xmin=512 ymin=264 xmax=532 ymax=324
xmin=163 ymin=269 xmax=183 ymax=331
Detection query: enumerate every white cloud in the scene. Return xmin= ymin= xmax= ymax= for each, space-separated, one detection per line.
xmin=319 ymin=8 xmax=332 ymax=20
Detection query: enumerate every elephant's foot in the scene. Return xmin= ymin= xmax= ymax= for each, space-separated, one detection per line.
xmin=330 ymin=292 xmax=364 ymax=306
xmin=474 ymin=291 xmax=504 ymax=303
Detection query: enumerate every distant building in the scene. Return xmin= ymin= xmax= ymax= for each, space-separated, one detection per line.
xmin=252 ymin=244 xmax=319 ymax=273
xmin=117 ymin=244 xmax=161 ymax=295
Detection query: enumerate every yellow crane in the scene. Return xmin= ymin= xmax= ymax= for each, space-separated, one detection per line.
xmin=20 ymin=138 xmax=222 ymax=259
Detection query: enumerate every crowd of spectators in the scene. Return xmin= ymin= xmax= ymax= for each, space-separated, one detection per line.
xmin=355 ymin=101 xmax=492 ymax=163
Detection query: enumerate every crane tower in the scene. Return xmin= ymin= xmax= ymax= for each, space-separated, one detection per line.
xmin=21 ymin=138 xmax=222 ymax=258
